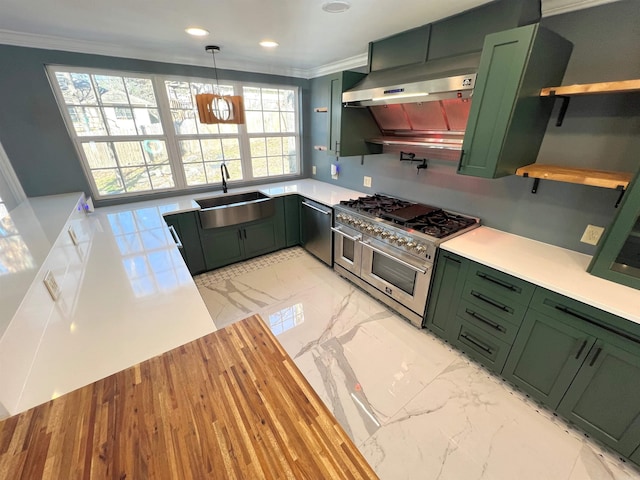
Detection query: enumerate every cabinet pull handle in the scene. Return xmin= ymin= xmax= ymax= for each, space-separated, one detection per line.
xmin=443 ymin=254 xmax=461 ymax=264
xmin=238 ymin=229 xmax=243 ymax=240
xmin=336 ymin=141 xmax=341 ymax=156
xmin=554 ymin=305 xmax=593 ymax=323
xmin=457 ymin=149 xmax=465 ymax=171
xmin=168 ymin=225 xmax=183 ymax=249
xmin=302 ymin=201 xmax=331 ymax=215
xmin=363 ymin=241 xmax=427 ymax=274
xmin=589 ymin=347 xmax=602 ymax=367
xmin=243 ymin=229 xmax=247 ymax=239
xmin=460 ymin=333 xmax=493 ymax=355
xmin=476 ymin=272 xmax=518 ymax=292
xmin=575 ymin=340 xmax=588 ymax=359
xmin=465 ymin=309 xmax=505 ymax=333
xmin=470 ymin=291 xmax=510 ymax=313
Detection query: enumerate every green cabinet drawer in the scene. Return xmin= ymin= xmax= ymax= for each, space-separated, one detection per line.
xmin=529 ymin=288 xmax=640 ymax=341
xmin=462 ymin=279 xmax=529 ymax=326
xmin=457 ymin=299 xmax=521 ymax=345
xmin=503 ymin=308 xmax=597 ymax=409
xmin=466 ymin=263 xmax=535 ymax=306
xmin=451 ymin=317 xmax=512 ymax=373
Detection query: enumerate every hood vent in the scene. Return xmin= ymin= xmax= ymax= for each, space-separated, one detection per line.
xmin=342 ymin=52 xmax=481 ymax=158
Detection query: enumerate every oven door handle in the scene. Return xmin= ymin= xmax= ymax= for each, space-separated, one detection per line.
xmin=363 ymin=241 xmax=428 ymax=275
xmin=331 ymin=227 xmax=362 ymax=242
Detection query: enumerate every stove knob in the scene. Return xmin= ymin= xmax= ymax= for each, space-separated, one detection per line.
xmin=336 ymin=214 xmax=344 ymax=221
xmin=388 ymin=235 xmax=398 ymax=243
xmin=397 ymin=238 xmax=408 ymax=246
xmin=415 ymin=245 xmax=426 ymax=254
xmin=373 ymin=228 xmax=383 ymax=235
xmin=380 ymin=231 xmax=390 ymax=239
xmin=366 ymin=225 xmax=375 ymax=232
xmin=406 ymin=242 xmax=416 ymax=249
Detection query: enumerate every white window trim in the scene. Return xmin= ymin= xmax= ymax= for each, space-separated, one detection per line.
xmin=47 ymin=66 xmax=302 ymax=200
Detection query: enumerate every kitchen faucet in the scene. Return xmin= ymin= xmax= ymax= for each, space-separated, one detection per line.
xmin=221 ymin=163 xmax=230 ymax=193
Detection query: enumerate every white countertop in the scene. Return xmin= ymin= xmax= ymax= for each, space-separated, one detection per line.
xmin=0 ymin=179 xmax=364 ymax=416
xmin=442 ymin=227 xmax=640 ymax=325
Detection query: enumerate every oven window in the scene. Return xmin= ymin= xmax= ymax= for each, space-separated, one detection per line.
xmin=342 ymin=237 xmax=355 ymax=262
xmin=371 ymin=252 xmax=416 ymax=295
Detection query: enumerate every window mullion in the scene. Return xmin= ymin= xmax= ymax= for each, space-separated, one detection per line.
xmin=153 ymin=76 xmax=187 ymax=190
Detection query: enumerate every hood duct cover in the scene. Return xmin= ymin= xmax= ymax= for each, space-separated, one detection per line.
xmin=342 ymin=52 xmax=482 ymax=158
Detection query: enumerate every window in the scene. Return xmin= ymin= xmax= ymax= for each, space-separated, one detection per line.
xmin=49 ymin=67 xmax=301 ymax=199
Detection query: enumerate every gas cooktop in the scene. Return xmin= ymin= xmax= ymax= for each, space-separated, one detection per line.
xmin=338 ymin=194 xmax=478 ymax=240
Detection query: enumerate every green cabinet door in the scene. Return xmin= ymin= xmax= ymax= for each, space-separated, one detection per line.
xmin=243 ymin=219 xmax=281 ymax=259
xmin=630 ymin=445 xmax=640 ymax=467
xmin=589 ymin=168 xmax=640 ymax=290
xmin=458 ymin=24 xmax=572 ymax=178
xmin=368 ymin=25 xmax=430 ymax=72
xmin=328 ymin=72 xmax=382 ymax=158
xmin=503 ymin=309 xmax=596 ymax=409
xmin=283 ymin=194 xmax=301 ymax=247
xmin=424 ymin=251 xmax=469 ymax=339
xmin=163 ymin=211 xmax=206 ymax=275
xmin=557 ymin=337 xmax=640 ymax=457
xmin=201 ymin=226 xmax=244 ymax=271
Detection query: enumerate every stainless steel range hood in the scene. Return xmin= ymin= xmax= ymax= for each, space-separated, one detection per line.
xmin=342 ymin=52 xmax=482 ymax=158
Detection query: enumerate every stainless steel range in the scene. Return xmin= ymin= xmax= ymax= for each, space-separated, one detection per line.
xmin=332 ymin=194 xmax=479 ymax=328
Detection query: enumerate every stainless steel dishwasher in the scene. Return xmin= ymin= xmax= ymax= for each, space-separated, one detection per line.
xmin=300 ymin=197 xmax=333 ymax=265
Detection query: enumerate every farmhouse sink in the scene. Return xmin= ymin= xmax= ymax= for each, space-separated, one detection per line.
xmin=196 ymin=191 xmax=275 ymax=229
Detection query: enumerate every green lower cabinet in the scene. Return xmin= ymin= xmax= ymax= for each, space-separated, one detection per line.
xmin=201 ymin=226 xmax=245 ymax=271
xmin=424 ymin=251 xmax=469 ymax=337
xmin=283 ymin=194 xmax=301 ymax=247
xmin=163 ymin=211 xmax=206 ymax=275
xmin=199 ymin=197 xmax=286 ymax=271
xmin=556 ymin=337 xmax=640 ymax=457
xmin=502 ymin=309 xmax=596 ymax=408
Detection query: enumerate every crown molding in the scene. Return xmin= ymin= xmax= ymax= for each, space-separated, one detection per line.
xmin=541 ymin=0 xmax=621 ymax=17
xmin=306 ymin=53 xmax=369 ymax=79
xmin=0 ymin=29 xmax=310 ymax=78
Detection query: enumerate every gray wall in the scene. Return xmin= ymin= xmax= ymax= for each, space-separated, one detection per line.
xmin=309 ymin=0 xmax=640 ymax=255
xmin=0 ymin=46 xmax=310 ymax=204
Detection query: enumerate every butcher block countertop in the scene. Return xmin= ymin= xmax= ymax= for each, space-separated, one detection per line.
xmin=0 ymin=315 xmax=378 ymax=479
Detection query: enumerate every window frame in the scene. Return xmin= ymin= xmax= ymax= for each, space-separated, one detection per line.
xmin=47 ymin=66 xmax=302 ymax=201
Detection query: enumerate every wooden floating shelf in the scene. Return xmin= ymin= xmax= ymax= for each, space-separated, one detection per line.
xmin=314 ymin=107 xmax=328 ymax=112
xmin=540 ymin=79 xmax=640 ymax=97
xmin=516 ymin=164 xmax=634 ymax=190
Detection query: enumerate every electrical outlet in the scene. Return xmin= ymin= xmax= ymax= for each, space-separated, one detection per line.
xmin=363 ymin=176 xmax=372 ymax=188
xmin=331 ymin=164 xmax=338 ymax=180
xmin=43 ymin=270 xmax=61 ymax=301
xmin=312 ymin=165 xmax=316 ymax=175
xmin=580 ymin=224 xmax=605 ymax=245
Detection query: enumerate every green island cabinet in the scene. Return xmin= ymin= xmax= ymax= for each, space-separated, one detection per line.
xmin=589 ymin=168 xmax=640 ymax=290
xmin=326 ymin=71 xmax=382 ymax=158
xmin=504 ymin=288 xmax=640 ymax=457
xmin=199 ymin=197 xmax=286 ymax=271
xmin=163 ymin=211 xmax=206 ymax=275
xmin=457 ymin=23 xmax=573 ymax=178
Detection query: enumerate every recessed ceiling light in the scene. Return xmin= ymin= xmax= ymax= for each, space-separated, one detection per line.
xmin=259 ymin=40 xmax=279 ymax=48
xmin=185 ymin=27 xmax=209 ymax=37
xmin=322 ymin=1 xmax=351 ymax=13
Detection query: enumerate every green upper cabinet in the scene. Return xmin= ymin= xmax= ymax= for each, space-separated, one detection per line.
xmin=327 ymin=72 xmax=382 ymax=158
xmin=588 ymin=168 xmax=640 ymax=290
xmin=458 ymin=24 xmax=573 ymax=178
xmin=557 ymin=334 xmax=640 ymax=457
xmin=163 ymin=211 xmax=206 ymax=275
xmin=368 ymin=25 xmax=430 ymax=72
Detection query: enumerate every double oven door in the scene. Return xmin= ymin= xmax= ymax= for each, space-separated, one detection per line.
xmin=333 ymin=224 xmax=432 ymax=316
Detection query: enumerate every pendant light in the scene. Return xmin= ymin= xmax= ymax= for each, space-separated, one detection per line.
xmin=195 ymin=45 xmax=245 ymax=124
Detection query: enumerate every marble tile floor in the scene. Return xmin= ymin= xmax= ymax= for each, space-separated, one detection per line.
xmin=194 ymin=247 xmax=640 ymax=480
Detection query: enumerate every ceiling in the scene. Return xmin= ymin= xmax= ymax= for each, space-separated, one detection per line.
xmin=0 ymin=0 xmax=621 ymax=78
